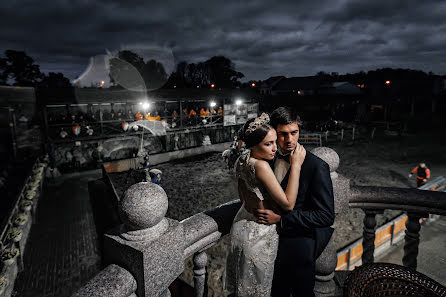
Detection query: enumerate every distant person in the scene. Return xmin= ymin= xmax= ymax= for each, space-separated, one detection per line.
xmin=188 ymin=109 xmax=197 ymax=118
xmin=172 ymin=110 xmax=179 ymax=120
xmin=200 ymin=108 xmax=206 ymax=118
xmin=135 ymin=112 xmax=143 ymax=120
xmin=409 ymin=162 xmax=431 ymax=187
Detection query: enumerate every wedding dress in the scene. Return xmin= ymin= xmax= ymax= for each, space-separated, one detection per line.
xmin=224 ymin=151 xmax=279 ymax=297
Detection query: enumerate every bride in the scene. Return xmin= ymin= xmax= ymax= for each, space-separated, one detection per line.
xmin=224 ymin=113 xmax=306 ymax=297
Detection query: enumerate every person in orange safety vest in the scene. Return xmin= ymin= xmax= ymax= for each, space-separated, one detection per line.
xmin=189 ymin=109 xmax=197 ymax=118
xmin=409 ymin=162 xmax=431 ymax=187
xmin=200 ymin=108 xmax=207 ymax=117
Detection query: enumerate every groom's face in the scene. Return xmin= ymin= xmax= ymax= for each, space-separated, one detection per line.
xmin=276 ymin=122 xmax=299 ymax=154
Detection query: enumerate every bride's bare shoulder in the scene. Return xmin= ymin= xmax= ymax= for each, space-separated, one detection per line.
xmin=253 ymin=159 xmax=271 ymax=172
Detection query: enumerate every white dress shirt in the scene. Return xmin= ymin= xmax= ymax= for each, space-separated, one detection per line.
xmin=274 ymin=152 xmax=290 ymax=184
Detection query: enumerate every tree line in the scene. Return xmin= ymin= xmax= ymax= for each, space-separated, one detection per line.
xmin=0 ymin=49 xmax=246 ymax=90
xmin=0 ymin=50 xmax=72 ymax=88
xmin=0 ymin=49 xmax=443 ymax=94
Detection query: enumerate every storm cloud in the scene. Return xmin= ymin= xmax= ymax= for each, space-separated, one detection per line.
xmin=1 ymin=0 xmax=445 ymax=80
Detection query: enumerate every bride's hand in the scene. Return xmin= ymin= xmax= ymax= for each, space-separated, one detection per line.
xmin=290 ymin=143 xmax=306 ymax=168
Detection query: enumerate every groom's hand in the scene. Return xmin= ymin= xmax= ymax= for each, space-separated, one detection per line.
xmin=255 ymin=209 xmax=281 ymax=225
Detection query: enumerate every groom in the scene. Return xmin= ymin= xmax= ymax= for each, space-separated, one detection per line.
xmin=255 ymin=107 xmax=335 ymax=297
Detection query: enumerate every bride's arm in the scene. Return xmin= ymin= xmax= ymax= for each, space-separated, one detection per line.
xmin=254 ymin=160 xmax=301 ymax=211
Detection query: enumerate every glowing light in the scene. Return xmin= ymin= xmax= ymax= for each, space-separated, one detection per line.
xmin=235 ymin=99 xmax=242 ymax=105
xmin=210 ymin=101 xmax=217 ymax=107
xmin=385 ymin=80 xmax=391 ymax=85
xmin=251 ymin=82 xmax=256 ymax=87
xmin=211 ymin=83 xmax=215 ymax=88
xmin=297 ymin=90 xmax=302 ymax=95
xmin=142 ymin=102 xmax=151 ymax=110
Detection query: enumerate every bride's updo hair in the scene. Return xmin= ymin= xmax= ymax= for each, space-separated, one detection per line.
xmin=239 ymin=113 xmax=272 ymax=148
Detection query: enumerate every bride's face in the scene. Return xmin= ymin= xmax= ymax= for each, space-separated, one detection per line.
xmin=250 ymin=128 xmax=277 ymax=160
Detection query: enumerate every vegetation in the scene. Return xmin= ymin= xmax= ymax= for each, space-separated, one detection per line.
xmin=1 ymin=248 xmax=20 ymax=262
xmin=6 ymin=227 xmax=22 ymax=241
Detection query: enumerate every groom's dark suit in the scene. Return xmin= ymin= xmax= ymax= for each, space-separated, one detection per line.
xmin=271 ymin=150 xmax=335 ymax=297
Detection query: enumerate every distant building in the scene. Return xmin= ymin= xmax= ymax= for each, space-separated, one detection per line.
xmin=261 ymin=76 xmax=361 ymax=96
xmin=260 ymin=76 xmax=285 ymax=95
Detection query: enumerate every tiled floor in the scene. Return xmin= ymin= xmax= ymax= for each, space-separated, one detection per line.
xmin=13 ymin=170 xmax=102 ymax=297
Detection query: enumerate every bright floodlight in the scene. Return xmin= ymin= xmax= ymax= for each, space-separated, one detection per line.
xmin=142 ymin=102 xmax=151 ymax=110
xmin=210 ymin=101 xmax=217 ymax=107
xmin=235 ymin=99 xmax=242 ymax=105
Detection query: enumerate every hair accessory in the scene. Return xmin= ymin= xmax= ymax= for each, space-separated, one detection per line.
xmin=245 ymin=113 xmax=270 ymax=135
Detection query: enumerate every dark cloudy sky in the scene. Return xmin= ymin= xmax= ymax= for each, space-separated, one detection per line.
xmin=1 ymin=0 xmax=445 ymax=81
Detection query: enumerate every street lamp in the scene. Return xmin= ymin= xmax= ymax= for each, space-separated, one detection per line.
xmin=211 ymin=83 xmax=215 ymax=88
xmin=385 ymin=80 xmax=391 ymax=86
xmin=142 ymin=102 xmax=150 ymax=110
xmin=235 ymin=99 xmax=242 ymax=105
xmin=251 ymin=82 xmax=256 ymax=87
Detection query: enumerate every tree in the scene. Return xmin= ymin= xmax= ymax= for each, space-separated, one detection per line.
xmin=109 ymin=50 xmax=169 ymax=90
xmin=1 ymin=50 xmax=44 ymax=86
xmin=39 ymin=72 xmax=72 ymax=89
xmin=165 ymin=56 xmax=244 ymax=89
xmin=118 ymin=50 xmax=145 ymax=70
xmin=0 ymin=57 xmax=8 ymax=85
xmin=205 ymin=56 xmax=244 ymax=88
xmin=141 ymin=59 xmax=168 ymax=90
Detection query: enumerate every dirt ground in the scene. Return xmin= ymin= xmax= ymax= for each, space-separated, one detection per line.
xmin=114 ymin=128 xmax=446 ymax=296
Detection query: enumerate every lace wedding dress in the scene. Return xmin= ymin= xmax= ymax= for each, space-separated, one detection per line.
xmin=224 ymin=151 xmax=279 ymax=297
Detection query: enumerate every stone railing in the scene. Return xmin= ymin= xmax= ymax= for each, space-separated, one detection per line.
xmin=72 ymin=147 xmax=446 ymax=297
xmin=349 ymin=185 xmax=446 ymax=269
xmin=0 ymin=156 xmax=48 ymax=297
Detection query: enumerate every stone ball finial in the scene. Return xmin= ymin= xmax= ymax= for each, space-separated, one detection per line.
xmin=119 ymin=182 xmax=168 ymax=231
xmin=311 ymin=147 xmax=340 ymax=175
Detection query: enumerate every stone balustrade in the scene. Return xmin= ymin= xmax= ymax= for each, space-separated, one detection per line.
xmin=71 ymin=264 xmax=137 ymax=297
xmin=72 ymin=147 xmax=446 ymax=297
xmin=0 ymin=156 xmax=48 ymax=297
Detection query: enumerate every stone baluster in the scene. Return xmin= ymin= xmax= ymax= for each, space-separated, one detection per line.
xmin=193 ymin=251 xmax=208 ymax=297
xmin=312 ymin=147 xmax=350 ymax=297
xmin=403 ymin=213 xmax=424 ymax=269
xmin=103 ymin=182 xmax=185 ymax=297
xmin=362 ymin=210 xmax=381 ymax=264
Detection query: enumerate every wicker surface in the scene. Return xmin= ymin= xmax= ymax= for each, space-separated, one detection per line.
xmin=344 ymin=263 xmax=446 ymax=297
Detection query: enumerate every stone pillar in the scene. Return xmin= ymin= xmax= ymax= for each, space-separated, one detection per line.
xmin=173 ymin=134 xmax=179 ymax=151
xmin=311 ymin=147 xmax=350 ymax=297
xmin=193 ymin=251 xmax=208 ymax=297
xmin=104 ymin=182 xmax=185 ymax=297
xmin=403 ymin=213 xmax=423 ymax=269
xmin=362 ymin=210 xmax=378 ymax=264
